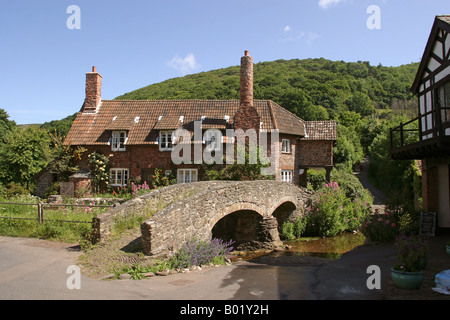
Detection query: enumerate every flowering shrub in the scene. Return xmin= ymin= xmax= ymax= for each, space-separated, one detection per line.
xmin=87 ymin=152 xmax=111 ymax=193
xmin=360 ymin=209 xmax=400 ymax=242
xmin=151 ymin=167 xmax=174 ymax=189
xmin=168 ymin=238 xmax=234 ymax=269
xmin=131 ymin=181 xmax=150 ymax=197
xmin=394 ymin=234 xmax=428 ymax=272
xmin=305 ymin=181 xmax=371 ymax=237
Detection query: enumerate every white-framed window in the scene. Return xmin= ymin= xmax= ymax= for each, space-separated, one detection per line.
xmin=177 ymin=169 xmax=198 ymax=184
xmin=281 ymin=170 xmax=293 ymax=183
xmin=159 ymin=131 xmax=173 ymax=151
xmin=110 ymin=168 xmax=129 ymax=186
xmin=204 ymin=130 xmax=222 ymax=152
xmin=282 ymin=139 xmax=291 ymax=153
xmin=112 ymin=131 xmax=127 ymax=151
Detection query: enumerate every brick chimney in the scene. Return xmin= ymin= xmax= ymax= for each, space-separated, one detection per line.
xmin=234 ymin=51 xmax=260 ymax=132
xmin=240 ymin=50 xmax=253 ymax=107
xmin=82 ymin=66 xmax=102 ymax=113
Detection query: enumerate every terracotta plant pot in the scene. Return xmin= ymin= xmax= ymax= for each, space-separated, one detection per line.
xmin=391 ymin=268 xmax=423 ymax=290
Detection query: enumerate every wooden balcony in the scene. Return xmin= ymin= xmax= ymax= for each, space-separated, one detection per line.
xmin=390 ymin=108 xmax=450 ymax=160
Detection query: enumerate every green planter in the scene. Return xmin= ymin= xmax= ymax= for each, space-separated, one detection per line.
xmin=391 ymin=268 xmax=423 ymax=290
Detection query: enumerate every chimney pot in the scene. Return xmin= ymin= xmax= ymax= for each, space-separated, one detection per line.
xmin=244 ymin=50 xmax=249 ymax=56
xmin=92 ymin=66 xmax=96 ymax=73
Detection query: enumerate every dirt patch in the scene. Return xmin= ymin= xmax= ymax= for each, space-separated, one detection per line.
xmin=78 ymin=228 xmax=151 ymax=279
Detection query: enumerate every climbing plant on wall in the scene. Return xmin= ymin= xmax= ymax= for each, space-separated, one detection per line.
xmin=87 ymin=152 xmax=111 ymax=194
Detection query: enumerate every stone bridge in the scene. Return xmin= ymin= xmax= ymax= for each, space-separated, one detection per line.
xmin=93 ymin=180 xmax=312 ymax=257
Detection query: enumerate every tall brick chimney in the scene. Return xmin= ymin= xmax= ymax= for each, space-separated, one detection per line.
xmin=234 ymin=51 xmax=260 ymax=132
xmin=82 ymin=66 xmax=102 ymax=113
xmin=240 ymin=50 xmax=253 ymax=107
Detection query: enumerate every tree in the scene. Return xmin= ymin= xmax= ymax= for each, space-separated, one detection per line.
xmin=46 ymin=131 xmax=86 ymax=182
xmin=333 ymin=124 xmax=364 ymax=172
xmin=344 ymin=92 xmax=374 ymax=116
xmin=367 ymin=116 xmax=420 ymax=208
xmin=278 ymin=88 xmax=329 ymax=121
xmin=0 ymin=108 xmax=16 ymax=144
xmin=0 ymin=126 xmax=51 ymax=188
xmin=41 ymin=113 xmax=77 ymax=138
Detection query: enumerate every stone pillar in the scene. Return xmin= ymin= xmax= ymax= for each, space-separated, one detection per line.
xmin=258 ymin=217 xmax=282 ymax=248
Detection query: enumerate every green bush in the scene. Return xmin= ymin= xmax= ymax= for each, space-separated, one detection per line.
xmin=4 ymin=182 xmax=30 ymax=198
xmin=330 ymin=170 xmax=373 ymax=202
xmin=307 ymin=169 xmax=327 ymax=190
xmin=281 ymin=221 xmax=295 ymax=240
xmin=305 ymin=181 xmax=371 ymax=237
xmin=280 ymin=217 xmax=309 ymax=240
xmin=360 ymin=210 xmax=400 ymax=242
xmin=43 ymin=182 xmax=59 ymax=199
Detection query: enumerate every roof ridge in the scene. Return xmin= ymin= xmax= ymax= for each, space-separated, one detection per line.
xmin=269 ymin=100 xmax=306 ymax=123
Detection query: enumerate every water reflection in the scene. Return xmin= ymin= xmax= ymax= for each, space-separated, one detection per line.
xmin=235 ymin=232 xmax=367 ymax=261
xmin=282 ymin=232 xmax=366 ymax=259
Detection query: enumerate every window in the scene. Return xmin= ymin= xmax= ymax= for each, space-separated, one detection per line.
xmin=110 ymin=168 xmax=129 ymax=186
xmin=112 ymin=131 xmax=127 ymax=151
xmin=282 ymin=139 xmax=291 ymax=153
xmin=436 ymin=81 xmax=450 ymax=125
xmin=177 ymin=169 xmax=198 ymax=184
xmin=204 ymin=130 xmax=222 ymax=152
xmin=281 ymin=170 xmax=293 ymax=183
xmin=159 ymin=131 xmax=173 ymax=151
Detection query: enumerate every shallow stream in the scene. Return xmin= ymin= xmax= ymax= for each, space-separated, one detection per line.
xmin=236 ymin=232 xmax=367 ymax=261
xmin=282 ymin=232 xmax=367 ymax=259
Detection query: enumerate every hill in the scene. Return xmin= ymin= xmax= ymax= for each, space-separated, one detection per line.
xmin=116 ymin=58 xmax=420 ymax=121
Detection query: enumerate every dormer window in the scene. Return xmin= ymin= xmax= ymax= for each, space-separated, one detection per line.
xmin=159 ymin=131 xmax=173 ymax=151
xmin=112 ymin=131 xmax=127 ymax=151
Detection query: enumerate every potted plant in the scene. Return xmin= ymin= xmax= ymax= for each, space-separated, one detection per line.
xmin=446 ymin=241 xmax=450 ymax=256
xmin=391 ymin=234 xmax=429 ymax=290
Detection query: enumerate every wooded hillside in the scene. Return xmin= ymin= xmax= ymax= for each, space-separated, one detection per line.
xmin=117 ymin=58 xmax=419 ymax=120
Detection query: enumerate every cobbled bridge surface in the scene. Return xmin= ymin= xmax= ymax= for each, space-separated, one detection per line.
xmin=93 ymin=180 xmax=311 ymax=256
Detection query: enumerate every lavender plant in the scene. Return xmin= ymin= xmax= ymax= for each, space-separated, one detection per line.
xmin=169 ymin=238 xmax=234 ymax=269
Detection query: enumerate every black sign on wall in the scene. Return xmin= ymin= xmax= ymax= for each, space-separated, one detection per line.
xmin=420 ymin=212 xmax=436 ymax=236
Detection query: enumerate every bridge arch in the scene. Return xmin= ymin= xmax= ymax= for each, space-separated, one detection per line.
xmin=212 ymin=209 xmax=263 ymax=249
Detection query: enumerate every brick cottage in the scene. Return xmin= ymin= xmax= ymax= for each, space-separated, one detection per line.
xmin=63 ymin=51 xmax=336 ymax=195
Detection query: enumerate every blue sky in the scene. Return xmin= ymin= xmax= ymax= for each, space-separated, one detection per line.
xmin=0 ymin=0 xmax=449 ymax=124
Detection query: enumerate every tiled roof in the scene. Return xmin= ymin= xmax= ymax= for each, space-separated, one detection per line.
xmin=303 ymin=121 xmax=337 ymax=141
xmin=437 ymin=15 xmax=450 ymax=25
xmin=64 ymin=99 xmax=336 ymax=145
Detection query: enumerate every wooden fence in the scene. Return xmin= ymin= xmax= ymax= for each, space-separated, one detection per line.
xmin=0 ymin=202 xmax=114 ymax=224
